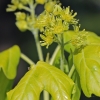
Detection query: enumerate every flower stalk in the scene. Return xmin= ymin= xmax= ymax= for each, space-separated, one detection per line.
xmin=33 ymin=30 xmax=44 ymax=61
xmin=60 ymin=33 xmax=65 ymax=71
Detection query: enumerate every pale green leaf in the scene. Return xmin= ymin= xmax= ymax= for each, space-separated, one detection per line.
xmin=0 ymin=45 xmax=20 ymax=79
xmin=7 ymin=61 xmax=74 ymax=100
xmin=71 ymin=71 xmax=81 ymax=100
xmin=73 ymin=45 xmax=100 ymax=97
xmin=64 ymin=31 xmax=100 ymax=97
xmin=0 ymin=70 xmax=14 ymax=100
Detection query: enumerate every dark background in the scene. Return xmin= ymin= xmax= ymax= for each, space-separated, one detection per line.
xmin=0 ymin=0 xmax=100 ymax=100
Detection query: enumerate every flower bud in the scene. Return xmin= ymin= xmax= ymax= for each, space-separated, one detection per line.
xmin=44 ymin=1 xmax=56 ymax=12
xmin=15 ymin=21 xmax=28 ymax=31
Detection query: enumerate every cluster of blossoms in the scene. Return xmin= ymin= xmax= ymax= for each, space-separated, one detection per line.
xmin=34 ymin=4 xmax=79 ymax=48
xmin=6 ymin=0 xmax=57 ymax=31
xmin=71 ymin=26 xmax=88 ymax=50
xmin=6 ymin=0 xmax=87 ymax=49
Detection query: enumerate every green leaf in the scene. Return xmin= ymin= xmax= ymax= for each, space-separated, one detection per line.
xmin=7 ymin=61 xmax=74 ymax=100
xmin=0 ymin=70 xmax=14 ymax=100
xmin=68 ymin=52 xmax=81 ymax=100
xmin=73 ymin=45 xmax=100 ymax=97
xmin=71 ymin=71 xmax=81 ymax=100
xmin=0 ymin=45 xmax=20 ymax=79
xmin=64 ymin=31 xmax=100 ymax=97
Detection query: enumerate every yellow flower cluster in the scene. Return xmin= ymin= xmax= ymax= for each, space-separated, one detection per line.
xmin=6 ymin=0 xmax=56 ymax=32
xmin=14 ymin=12 xmax=35 ymax=31
xmin=7 ymin=0 xmax=86 ymax=49
xmin=71 ymin=28 xmax=88 ymax=50
xmin=44 ymin=1 xmax=56 ymax=12
xmin=35 ymin=4 xmax=78 ymax=48
xmin=6 ymin=0 xmax=31 ymax=12
xmin=40 ymin=31 xmax=54 ymax=48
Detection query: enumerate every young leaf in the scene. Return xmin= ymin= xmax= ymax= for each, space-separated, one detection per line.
xmin=0 ymin=70 xmax=14 ymax=100
xmin=71 ymin=71 xmax=81 ymax=100
xmin=68 ymin=52 xmax=81 ymax=100
xmin=7 ymin=61 xmax=74 ymax=100
xmin=0 ymin=45 xmax=20 ymax=79
xmin=73 ymin=45 xmax=100 ymax=97
xmin=64 ymin=31 xmax=100 ymax=97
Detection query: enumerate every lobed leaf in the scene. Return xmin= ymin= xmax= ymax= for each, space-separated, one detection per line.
xmin=7 ymin=61 xmax=74 ymax=100
xmin=64 ymin=31 xmax=100 ymax=97
xmin=71 ymin=71 xmax=81 ymax=100
xmin=0 ymin=45 xmax=20 ymax=79
xmin=0 ymin=70 xmax=14 ymax=100
xmin=73 ymin=45 xmax=100 ymax=97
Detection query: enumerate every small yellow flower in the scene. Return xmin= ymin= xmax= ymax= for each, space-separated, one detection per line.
xmin=53 ymin=4 xmax=62 ymax=15
xmin=17 ymin=3 xmax=24 ymax=10
xmin=6 ymin=0 xmax=19 ymax=12
xmin=34 ymin=11 xmax=51 ymax=31
xmin=15 ymin=12 xmax=26 ymax=20
xmin=40 ymin=34 xmax=54 ymax=48
xmin=44 ymin=1 xmax=56 ymax=12
xmin=61 ymin=6 xmax=78 ymax=24
xmin=36 ymin=0 xmax=47 ymax=4
xmin=52 ymin=19 xmax=69 ymax=34
xmin=15 ymin=20 xmax=28 ymax=31
xmin=71 ymin=30 xmax=88 ymax=49
xmin=6 ymin=0 xmax=24 ymax=11
xmin=40 ymin=30 xmax=54 ymax=48
xmin=6 ymin=4 xmax=17 ymax=12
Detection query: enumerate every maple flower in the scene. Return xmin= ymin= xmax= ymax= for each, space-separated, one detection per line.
xmin=40 ymin=30 xmax=54 ymax=48
xmin=51 ymin=18 xmax=69 ymax=34
xmin=71 ymin=29 xmax=88 ymax=50
xmin=37 ymin=4 xmax=80 ymax=48
xmin=15 ymin=12 xmax=26 ymax=20
xmin=6 ymin=0 xmax=25 ymax=11
xmin=34 ymin=11 xmax=51 ymax=31
xmin=15 ymin=21 xmax=28 ymax=31
xmin=61 ymin=6 xmax=78 ymax=24
xmin=44 ymin=1 xmax=56 ymax=12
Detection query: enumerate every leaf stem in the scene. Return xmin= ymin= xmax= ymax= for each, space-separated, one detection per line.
xmin=33 ymin=30 xmax=44 ymax=61
xmin=68 ymin=65 xmax=75 ymax=78
xmin=29 ymin=1 xmax=44 ymax=61
xmin=60 ymin=34 xmax=65 ymax=71
xmin=21 ymin=53 xmax=35 ymax=65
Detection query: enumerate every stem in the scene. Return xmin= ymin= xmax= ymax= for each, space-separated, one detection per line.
xmin=60 ymin=34 xmax=65 ymax=71
xmin=68 ymin=65 xmax=75 ymax=78
xmin=49 ymin=45 xmax=60 ymax=65
xmin=21 ymin=53 xmax=35 ymax=65
xmin=43 ymin=90 xmax=49 ymax=100
xmin=22 ymin=6 xmax=31 ymax=12
xmin=29 ymin=0 xmax=36 ymax=18
xmin=29 ymin=1 xmax=43 ymax=61
xmin=33 ymin=30 xmax=44 ymax=61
